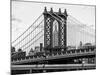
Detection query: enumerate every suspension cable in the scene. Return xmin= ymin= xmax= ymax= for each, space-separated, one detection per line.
xmin=47 ymin=12 xmax=62 ymax=23
xmin=13 ymin=19 xmax=44 ymax=47
xmin=19 ymin=28 xmax=44 ymax=49
xmin=12 ymin=13 xmax=43 ymax=44
xmin=67 ymin=15 xmax=95 ymax=37
xmin=23 ymin=34 xmax=44 ymax=51
xmin=68 ymin=15 xmax=82 ymax=24
xmin=68 ymin=15 xmax=94 ymax=32
xmin=53 ymin=12 xmax=63 ymax=20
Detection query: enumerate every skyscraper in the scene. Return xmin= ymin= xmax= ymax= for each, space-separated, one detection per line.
xmin=53 ymin=20 xmax=59 ymax=47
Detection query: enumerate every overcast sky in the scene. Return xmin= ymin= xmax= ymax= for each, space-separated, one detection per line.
xmin=12 ymin=1 xmax=95 ymax=41
xmin=11 ymin=1 xmax=95 ymax=53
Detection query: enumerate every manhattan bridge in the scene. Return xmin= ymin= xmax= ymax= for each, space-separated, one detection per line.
xmin=11 ymin=7 xmax=96 ymax=74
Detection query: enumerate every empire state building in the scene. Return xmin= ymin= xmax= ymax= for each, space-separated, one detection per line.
xmin=53 ymin=20 xmax=59 ymax=47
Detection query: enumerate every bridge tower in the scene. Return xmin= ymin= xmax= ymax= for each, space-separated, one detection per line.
xmin=43 ymin=7 xmax=68 ymax=53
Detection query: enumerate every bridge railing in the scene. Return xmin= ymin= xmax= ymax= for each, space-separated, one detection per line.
xmin=12 ymin=46 xmax=96 ymax=63
xmin=12 ymin=49 xmax=95 ymax=63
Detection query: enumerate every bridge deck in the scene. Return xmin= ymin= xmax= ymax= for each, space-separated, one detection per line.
xmin=11 ymin=64 xmax=96 ymax=70
xmin=12 ymin=50 xmax=95 ymax=64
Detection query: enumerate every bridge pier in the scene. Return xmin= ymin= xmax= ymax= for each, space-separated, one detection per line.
xmin=30 ymin=69 xmax=32 ymax=74
xmin=43 ymin=70 xmax=46 ymax=73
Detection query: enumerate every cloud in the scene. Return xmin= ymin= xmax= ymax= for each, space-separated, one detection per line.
xmin=11 ymin=15 xmax=22 ymax=23
xmin=12 ymin=17 xmax=22 ymax=23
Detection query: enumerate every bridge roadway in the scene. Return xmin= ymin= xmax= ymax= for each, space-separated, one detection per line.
xmin=11 ymin=64 xmax=96 ymax=74
xmin=11 ymin=48 xmax=96 ymax=65
xmin=12 ymin=64 xmax=96 ymax=70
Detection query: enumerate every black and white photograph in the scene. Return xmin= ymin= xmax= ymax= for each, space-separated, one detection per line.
xmin=11 ymin=0 xmax=96 ymax=75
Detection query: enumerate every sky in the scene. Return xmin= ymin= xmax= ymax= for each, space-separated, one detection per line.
xmin=11 ymin=1 xmax=95 ymax=53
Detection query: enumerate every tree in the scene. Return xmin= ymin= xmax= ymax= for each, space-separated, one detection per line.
xmin=80 ymin=41 xmax=82 ymax=47
xmin=18 ymin=48 xmax=22 ymax=52
xmin=30 ymin=48 xmax=34 ymax=53
xmin=11 ymin=46 xmax=15 ymax=53
xmin=85 ymin=43 xmax=92 ymax=46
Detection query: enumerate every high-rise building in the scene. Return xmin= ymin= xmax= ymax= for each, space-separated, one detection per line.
xmin=53 ymin=20 xmax=59 ymax=47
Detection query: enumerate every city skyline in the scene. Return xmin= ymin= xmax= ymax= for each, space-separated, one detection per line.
xmin=12 ymin=1 xmax=95 ymax=53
